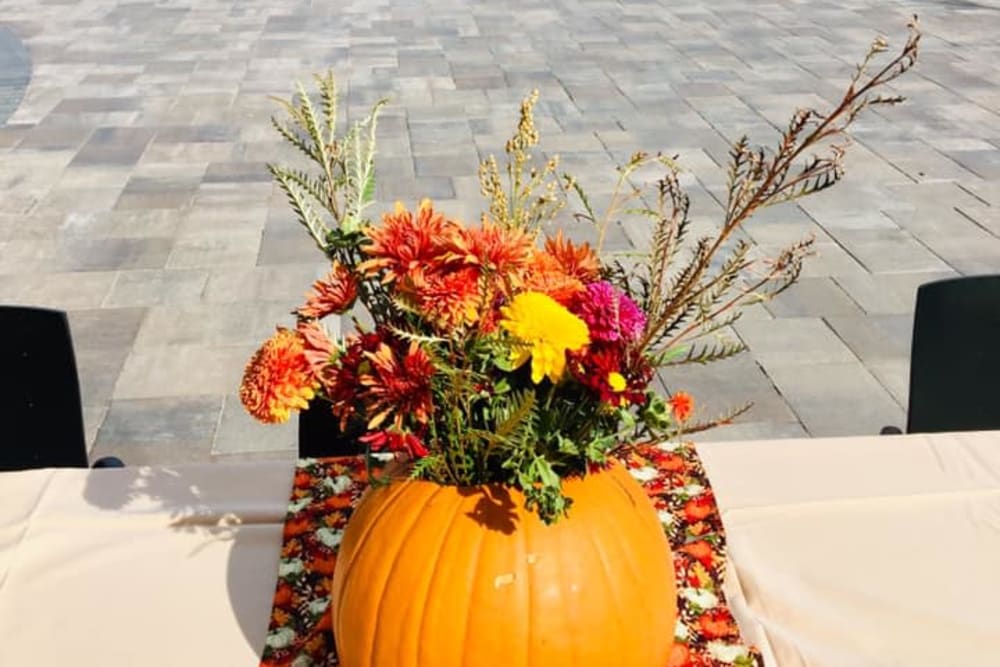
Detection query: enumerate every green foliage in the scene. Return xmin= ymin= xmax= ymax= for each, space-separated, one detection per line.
xmin=267 ymin=72 xmax=385 ymax=245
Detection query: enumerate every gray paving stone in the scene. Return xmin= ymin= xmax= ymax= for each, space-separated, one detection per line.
xmin=0 ymin=0 xmax=995 ymax=463
xmin=113 ymin=343 xmax=257 ymax=400
xmin=659 ymin=354 xmax=799 ymax=426
xmin=765 ymin=277 xmax=864 ymax=318
xmin=212 ymin=394 xmax=296 ymax=455
xmin=69 ymin=127 xmax=155 ymax=166
xmin=834 ymin=229 xmax=953 ymax=275
xmin=92 ymin=395 xmax=223 ymax=464
xmin=765 ymin=362 xmax=906 ymax=437
xmin=735 ymin=317 xmax=857 ymax=367
xmin=134 ymin=302 xmax=294 ymax=348
xmin=166 ymin=230 xmax=261 ymax=268
xmin=103 ymin=268 xmax=208 ymax=307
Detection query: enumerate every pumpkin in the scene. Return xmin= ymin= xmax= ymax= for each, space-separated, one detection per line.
xmin=331 ymin=462 xmax=677 ymax=667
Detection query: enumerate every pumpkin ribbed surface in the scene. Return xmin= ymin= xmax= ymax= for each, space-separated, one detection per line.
xmin=331 ymin=462 xmax=677 ymax=667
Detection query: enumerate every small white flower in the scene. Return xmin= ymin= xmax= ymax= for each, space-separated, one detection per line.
xmin=674 ymin=618 xmax=689 ymax=641
xmin=629 ymin=466 xmax=659 ymax=482
xmin=681 ymin=587 xmax=719 ymax=610
xmin=681 ymin=484 xmax=705 ymax=496
xmin=657 ymin=509 xmax=675 ymax=527
xmin=707 ymin=641 xmax=749 ymax=663
xmin=288 ymin=496 xmax=313 ymax=513
xmin=322 ymin=475 xmax=354 ymax=495
xmin=314 ymin=527 xmax=343 ymax=549
xmin=265 ymin=627 xmax=296 ymax=649
xmin=278 ymin=559 xmax=305 ymax=577
xmin=308 ymin=598 xmax=330 ymax=616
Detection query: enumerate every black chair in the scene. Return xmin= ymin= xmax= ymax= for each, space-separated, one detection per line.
xmin=298 ymin=398 xmax=363 ymax=458
xmin=882 ymin=275 xmax=1000 ymax=434
xmin=0 ymin=306 xmax=123 ymax=471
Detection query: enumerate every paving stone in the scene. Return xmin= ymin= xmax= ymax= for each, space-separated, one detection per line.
xmin=765 ymin=362 xmax=906 ymax=437
xmin=92 ymin=395 xmax=223 ymax=464
xmin=66 ymin=306 xmax=146 ymax=351
xmin=166 ymin=230 xmax=261 ymax=269
xmin=833 ymin=229 xmax=953 ymax=275
xmin=735 ymin=317 xmax=857 ymax=367
xmin=0 ymin=271 xmax=117 ymax=310
xmin=765 ymin=277 xmax=864 ymax=318
xmin=103 ymin=268 xmax=208 ymax=307
xmin=201 ymin=264 xmax=329 ymax=304
xmin=113 ymin=343 xmax=257 ymax=399
xmin=212 ymin=394 xmax=296 ymax=455
xmin=69 ymin=127 xmax=155 ymax=166
xmin=659 ymin=354 xmax=798 ymax=426
xmin=134 ymin=302 xmax=294 ymax=347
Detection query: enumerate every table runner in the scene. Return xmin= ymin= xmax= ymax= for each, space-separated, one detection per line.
xmin=260 ymin=442 xmax=761 ymax=667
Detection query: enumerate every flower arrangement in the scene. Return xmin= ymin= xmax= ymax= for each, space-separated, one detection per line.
xmin=242 ymin=22 xmax=919 ymax=523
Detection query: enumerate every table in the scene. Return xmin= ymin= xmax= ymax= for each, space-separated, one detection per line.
xmin=1 ymin=431 xmax=998 ymax=665
xmin=699 ymin=430 xmax=1000 ymax=667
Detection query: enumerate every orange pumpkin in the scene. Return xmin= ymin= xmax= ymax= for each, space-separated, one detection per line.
xmin=331 ymin=462 xmax=676 ymax=667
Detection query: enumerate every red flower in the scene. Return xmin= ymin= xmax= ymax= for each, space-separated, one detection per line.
xmin=568 ymin=342 xmax=652 ymax=407
xmin=681 ymin=540 xmax=715 ymax=569
xmin=696 ymin=608 xmax=738 ymax=640
xmin=360 ymin=428 xmax=429 ymax=458
xmin=683 ymin=495 xmax=715 ymax=523
xmin=670 ymin=391 xmax=695 ymax=422
xmin=360 ymin=341 xmax=435 ymax=429
xmin=321 ymin=330 xmax=384 ymax=430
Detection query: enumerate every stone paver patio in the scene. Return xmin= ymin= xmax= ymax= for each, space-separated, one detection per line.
xmin=0 ymin=0 xmax=997 ymax=464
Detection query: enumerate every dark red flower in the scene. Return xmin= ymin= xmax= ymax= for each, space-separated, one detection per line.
xmin=360 ymin=428 xmax=429 ymax=458
xmin=568 ymin=341 xmax=652 ymax=407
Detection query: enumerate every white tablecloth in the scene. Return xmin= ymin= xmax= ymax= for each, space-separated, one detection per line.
xmin=698 ymin=431 xmax=1000 ymax=667
xmin=1 ymin=431 xmax=999 ymax=666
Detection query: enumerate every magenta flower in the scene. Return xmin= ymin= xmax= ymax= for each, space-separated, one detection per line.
xmin=573 ymin=281 xmax=647 ymax=343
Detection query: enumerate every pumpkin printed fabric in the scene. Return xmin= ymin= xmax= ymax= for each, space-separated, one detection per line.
xmin=260 ymin=442 xmax=762 ymax=667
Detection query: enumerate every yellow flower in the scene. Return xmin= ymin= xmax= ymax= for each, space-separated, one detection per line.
xmin=607 ymin=372 xmax=627 ymax=392
xmin=499 ymin=291 xmax=590 ymax=384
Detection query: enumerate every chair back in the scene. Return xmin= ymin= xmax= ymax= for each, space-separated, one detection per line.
xmin=0 ymin=306 xmax=88 ymax=470
xmin=907 ymin=275 xmax=1000 ymax=433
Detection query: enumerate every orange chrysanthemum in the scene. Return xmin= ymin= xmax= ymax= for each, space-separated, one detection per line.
xmin=359 ymin=199 xmax=458 ymax=287
xmin=297 ymin=262 xmax=358 ymax=319
xmin=670 ymin=391 xmax=695 ymax=422
xmin=444 ymin=220 xmax=535 ymax=288
xmin=544 ymin=231 xmax=601 ymax=283
xmin=360 ymin=341 xmax=435 ymax=430
xmin=414 ymin=266 xmax=483 ymax=330
xmin=523 ymin=249 xmax=586 ymax=305
xmin=240 ymin=328 xmax=319 ymax=424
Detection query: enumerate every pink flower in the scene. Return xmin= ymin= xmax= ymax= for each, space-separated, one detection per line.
xmin=572 ymin=281 xmax=646 ymax=343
